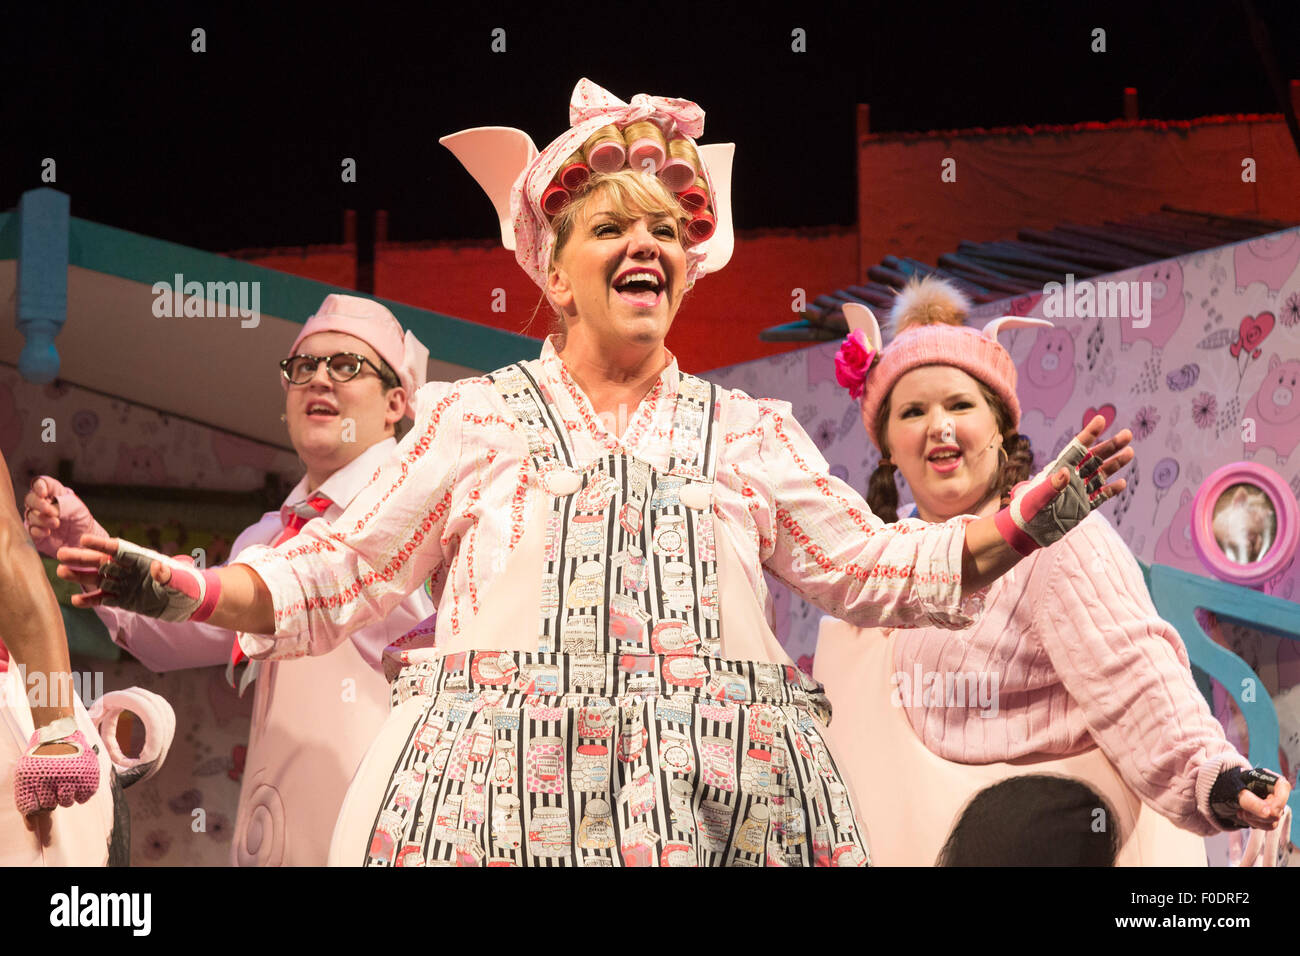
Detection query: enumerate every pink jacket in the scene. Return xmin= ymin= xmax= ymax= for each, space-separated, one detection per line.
xmin=890 ymin=512 xmax=1248 ymax=835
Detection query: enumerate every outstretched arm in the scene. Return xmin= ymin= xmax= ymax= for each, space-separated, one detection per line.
xmin=27 ymin=475 xmax=280 ymax=668
xmin=55 ymin=380 xmax=465 ymax=658
xmin=54 ymin=542 xmax=276 ymax=635
xmin=1034 ymin=515 xmax=1289 ymax=834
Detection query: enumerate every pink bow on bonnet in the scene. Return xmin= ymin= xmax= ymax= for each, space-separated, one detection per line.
xmin=440 ymin=78 xmax=736 ymax=292
xmin=286 ymin=294 xmax=430 ymax=418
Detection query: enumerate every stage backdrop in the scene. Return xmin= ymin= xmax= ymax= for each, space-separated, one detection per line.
xmin=704 ymin=226 xmax=1300 ymax=799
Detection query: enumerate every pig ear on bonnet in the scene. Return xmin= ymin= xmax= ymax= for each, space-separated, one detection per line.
xmin=439 ymin=127 xmax=539 ymax=251
xmin=694 ymin=143 xmax=736 ymax=275
xmin=982 ymin=316 xmax=1054 ymax=341
xmin=842 ymin=302 xmax=883 ymax=353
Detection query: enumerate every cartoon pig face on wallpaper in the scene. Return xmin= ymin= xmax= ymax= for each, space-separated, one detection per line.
xmin=1121 ymin=261 xmax=1185 ymax=351
xmin=1235 ymin=233 xmax=1300 ymax=295
xmin=1018 ymin=325 xmax=1078 ymax=425
xmin=1243 ymin=354 xmax=1300 ymax=464
xmin=115 ymin=444 xmax=170 ymax=484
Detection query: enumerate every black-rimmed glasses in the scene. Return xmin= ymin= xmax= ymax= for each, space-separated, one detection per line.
xmin=279 ymin=352 xmax=384 ymax=385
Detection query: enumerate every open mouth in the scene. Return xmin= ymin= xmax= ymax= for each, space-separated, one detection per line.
xmin=305 ymin=402 xmax=339 ymax=420
xmin=927 ymin=446 xmax=962 ymax=472
xmin=613 ymin=269 xmax=665 ymax=307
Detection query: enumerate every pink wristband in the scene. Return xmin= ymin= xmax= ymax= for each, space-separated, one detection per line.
xmin=993 ymin=507 xmax=1039 ymax=557
xmin=167 ymin=562 xmax=224 ymax=623
xmin=192 ymin=569 xmax=223 ymax=623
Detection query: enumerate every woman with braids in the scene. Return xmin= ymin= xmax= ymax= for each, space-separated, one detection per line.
xmin=816 ymin=277 xmax=1290 ymax=865
xmin=58 ymin=82 xmax=1135 ymax=867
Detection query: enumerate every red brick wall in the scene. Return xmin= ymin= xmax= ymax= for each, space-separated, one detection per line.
xmin=856 ymin=116 xmax=1300 ymax=285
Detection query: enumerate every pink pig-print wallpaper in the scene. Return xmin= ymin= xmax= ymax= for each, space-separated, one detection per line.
xmin=705 ymin=228 xmax=1300 ymax=857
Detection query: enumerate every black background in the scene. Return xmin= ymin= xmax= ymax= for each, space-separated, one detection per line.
xmin=5 ymin=1 xmax=1298 ymax=250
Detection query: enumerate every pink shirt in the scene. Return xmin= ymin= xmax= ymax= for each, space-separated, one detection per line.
xmin=890 ymin=511 xmax=1247 ymax=835
xmin=236 ymin=338 xmax=985 ymax=661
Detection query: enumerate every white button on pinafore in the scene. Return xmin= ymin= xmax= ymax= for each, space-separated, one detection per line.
xmin=678 ymin=482 xmax=712 ymax=511
xmin=541 ymin=468 xmax=583 ymax=496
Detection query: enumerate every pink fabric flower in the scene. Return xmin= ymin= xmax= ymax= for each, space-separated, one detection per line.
xmin=834 ymin=329 xmax=877 ymax=401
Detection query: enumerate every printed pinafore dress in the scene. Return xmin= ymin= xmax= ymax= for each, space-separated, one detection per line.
xmin=350 ymin=365 xmax=869 ymax=867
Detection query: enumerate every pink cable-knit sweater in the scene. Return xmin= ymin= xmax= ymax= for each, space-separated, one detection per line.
xmin=891 ymin=512 xmax=1248 ymax=835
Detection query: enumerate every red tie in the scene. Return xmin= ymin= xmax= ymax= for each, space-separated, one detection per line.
xmin=270 ymin=494 xmax=333 ymax=547
xmin=229 ymin=494 xmax=331 ymax=671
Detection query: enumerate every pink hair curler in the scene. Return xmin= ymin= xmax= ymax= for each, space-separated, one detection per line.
xmin=541 ymin=183 xmax=570 ymax=217
xmin=678 ymin=183 xmax=708 ymax=213
xmin=558 ymin=160 xmax=591 ymax=192
xmin=685 ymin=210 xmax=716 ymax=244
xmin=657 ymin=158 xmax=695 ymax=192
xmin=582 ymin=128 xmax=626 ymax=173
xmin=627 ymin=138 xmax=665 ymax=174
xmin=659 ymin=137 xmax=700 ymax=192
xmin=623 ymin=120 xmax=667 ymax=174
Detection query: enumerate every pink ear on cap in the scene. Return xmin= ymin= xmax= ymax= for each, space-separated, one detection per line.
xmin=842 ymin=302 xmax=883 ymax=353
xmin=982 ymin=316 xmax=1054 ymax=340
xmin=694 ymin=143 xmax=735 ymax=276
xmin=440 ymin=127 xmax=539 ymax=251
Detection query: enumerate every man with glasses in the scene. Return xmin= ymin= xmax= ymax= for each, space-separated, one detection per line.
xmin=24 ymin=294 xmax=436 ymax=866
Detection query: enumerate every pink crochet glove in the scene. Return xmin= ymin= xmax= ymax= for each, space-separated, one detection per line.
xmin=24 ymin=476 xmax=110 ymax=558
xmin=13 ymin=718 xmax=101 ymax=816
xmin=994 ymin=438 xmax=1109 ymax=556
